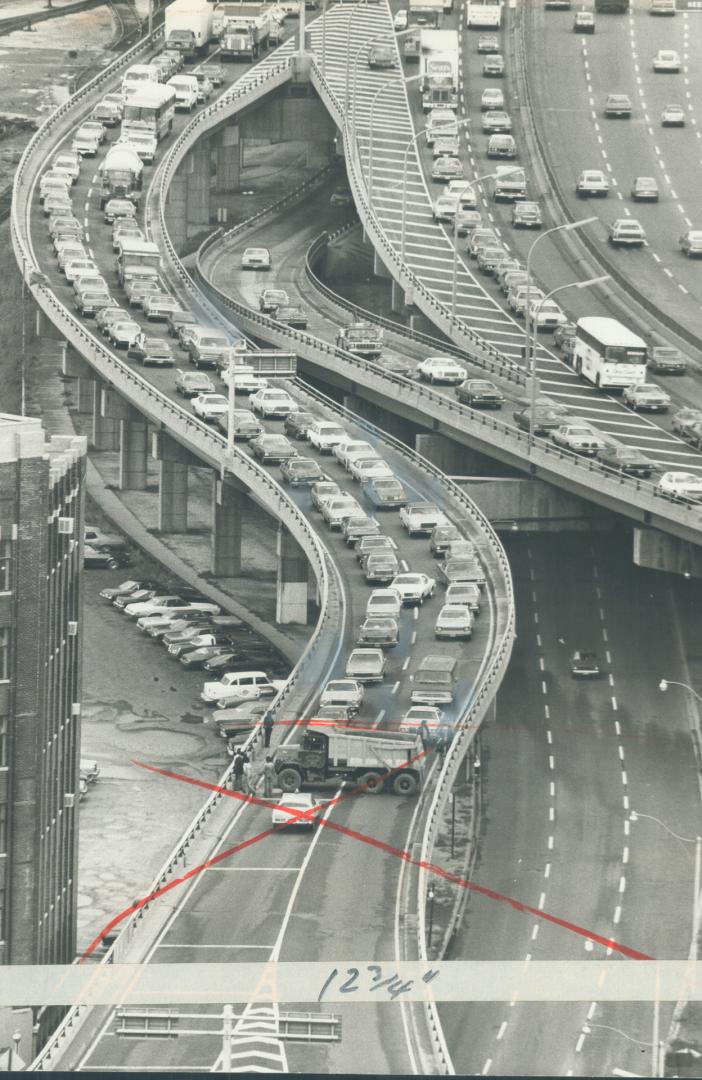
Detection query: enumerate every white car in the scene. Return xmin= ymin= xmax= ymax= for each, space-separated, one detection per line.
xmin=417 ymin=356 xmax=467 ymax=384
xmin=221 ymin=367 xmax=268 ymax=394
xmin=527 ymin=297 xmax=567 ymax=331
xmin=192 ymin=393 xmax=229 ymax=421
xmin=390 ymin=573 xmax=436 ymax=605
xmin=125 ymin=595 xmax=221 ymax=618
xmin=201 ymin=671 xmax=283 ymax=707
xmin=433 ymin=194 xmax=460 ymax=223
xmin=445 ymin=581 xmax=481 ymax=612
xmin=349 ymin=457 xmax=394 ymax=483
xmin=307 ymin=421 xmax=347 ymax=453
xmin=365 ymin=588 xmax=403 ymax=619
xmin=435 ymin=603 xmax=473 ymax=639
xmin=446 ymin=180 xmax=478 ymax=209
xmin=656 ymin=472 xmax=702 ymax=501
xmin=51 ymin=152 xmax=81 ymax=181
xmin=653 ymin=48 xmax=681 ymax=71
xmin=250 ymin=388 xmax=298 ymax=418
xmin=241 ymin=247 xmax=271 ymax=270
xmin=319 ymin=679 xmax=364 ymax=711
xmin=272 ymin=792 xmax=318 ymax=828
xmin=622 ymin=383 xmax=671 ymax=412
xmin=321 ymin=495 xmax=362 ymax=528
xmin=399 ymin=705 xmax=443 ymax=736
xmin=393 ymin=7 xmax=408 ymax=29
xmin=481 ymin=87 xmax=505 ymax=110
xmin=335 ymin=439 xmax=377 ymax=468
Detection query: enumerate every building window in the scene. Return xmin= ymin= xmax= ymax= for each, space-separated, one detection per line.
xmin=0 ymin=719 xmax=7 ymax=769
xmin=0 ymin=630 xmax=8 ymax=682
xmin=0 ymin=804 xmax=7 ymax=854
xmin=0 ymin=542 xmax=10 ymax=593
xmin=0 ymin=888 xmax=5 ymax=943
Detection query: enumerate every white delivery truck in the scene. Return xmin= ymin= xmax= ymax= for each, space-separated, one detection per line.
xmin=420 ymin=29 xmax=459 ymax=111
xmin=164 ymin=0 xmax=213 ymax=57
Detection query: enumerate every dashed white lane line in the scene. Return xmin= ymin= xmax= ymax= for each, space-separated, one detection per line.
xmin=497 ymin=1021 xmax=508 ymax=1040
xmin=544 ymin=862 xmax=551 ymax=879
xmin=411 ymin=630 xmax=417 ymax=645
xmin=548 ymin=835 xmax=554 ymax=850
xmin=548 ymin=755 xmax=555 ymax=771
xmin=482 ymin=1059 xmax=492 ymax=1075
xmin=623 ymin=845 xmax=629 ymax=863
xmin=391 ymin=681 xmax=400 ymax=694
xmin=621 ymin=770 xmax=628 ymax=786
xmin=544 ymin=704 xmax=550 ymax=720
xmin=611 ymin=696 xmax=618 ymax=711
xmin=587 ymin=1002 xmax=597 ymax=1021
xmin=614 ymin=905 xmax=622 ymax=925
xmin=402 ymin=657 xmax=410 ymax=671
xmin=531 ymin=924 xmax=539 ymax=941
xmin=619 ymin=875 xmax=626 ymax=894
xmin=575 ymin=1032 xmax=586 ymax=1054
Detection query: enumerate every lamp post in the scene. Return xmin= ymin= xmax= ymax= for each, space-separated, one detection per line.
xmin=321 ymin=0 xmax=327 ymax=78
xmin=522 ymin=216 xmax=597 ymax=424
xmin=525 ymin=274 xmax=609 ymax=455
xmin=399 ymin=118 xmax=471 ymax=267
xmin=659 ymin=678 xmax=702 ymax=707
xmin=630 ymin=807 xmax=701 ymax=961
xmin=344 ymin=5 xmax=367 ymax=118
xmin=581 ymin=1020 xmax=664 ymax=1078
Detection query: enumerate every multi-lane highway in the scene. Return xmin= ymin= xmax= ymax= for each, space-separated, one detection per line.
xmin=441 ymin=531 xmax=702 ymax=1076
xmin=12 ymin=0 xmax=702 ymax=1075
xmin=15 ymin=6 xmax=514 ymax=1074
xmin=525 ymin=1 xmax=702 ymax=341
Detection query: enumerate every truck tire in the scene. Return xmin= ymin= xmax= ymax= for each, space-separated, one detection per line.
xmin=358 ymin=771 xmax=384 ymax=794
xmin=393 ymin=772 xmax=419 ymax=797
xmin=277 ymin=767 xmax=303 ymax=793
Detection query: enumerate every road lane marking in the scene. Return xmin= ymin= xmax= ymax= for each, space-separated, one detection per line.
xmin=497 ymin=1021 xmax=508 ymax=1040
xmin=391 ymin=681 xmax=400 ymax=694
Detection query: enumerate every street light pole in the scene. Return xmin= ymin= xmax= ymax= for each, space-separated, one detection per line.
xmin=526 ymin=274 xmax=609 ymax=455
xmin=523 ymin=216 xmax=598 ymax=440
xmin=321 ymin=0 xmax=327 ymax=78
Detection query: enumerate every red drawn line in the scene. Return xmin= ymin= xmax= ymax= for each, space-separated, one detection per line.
xmin=82 ymin=754 xmax=653 ymax=963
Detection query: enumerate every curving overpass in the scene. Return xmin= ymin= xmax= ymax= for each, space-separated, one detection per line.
xmin=13 ymin=7 xmax=514 ymax=1075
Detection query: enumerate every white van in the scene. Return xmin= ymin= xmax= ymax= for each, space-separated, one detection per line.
xmin=121 ymin=64 xmax=160 ymax=101
xmin=167 ymin=74 xmax=199 ymax=112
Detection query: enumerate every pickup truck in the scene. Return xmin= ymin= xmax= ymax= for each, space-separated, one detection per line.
xmin=345 ymin=648 xmax=387 ymax=684
xmin=551 ymin=424 xmax=607 ymax=456
xmin=399 ymin=501 xmax=449 ymax=537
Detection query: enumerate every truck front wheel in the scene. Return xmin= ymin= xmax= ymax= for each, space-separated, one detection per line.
xmin=393 ymin=772 xmax=419 ymax=797
xmin=358 ymin=771 xmax=384 ymax=794
xmin=277 ymin=767 xmax=303 ymax=793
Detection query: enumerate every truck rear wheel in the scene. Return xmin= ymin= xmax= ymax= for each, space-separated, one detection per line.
xmin=277 ymin=767 xmax=302 ymax=793
xmin=358 ymin=771 xmax=384 ymax=794
xmin=393 ymin=772 xmax=419 ymax=797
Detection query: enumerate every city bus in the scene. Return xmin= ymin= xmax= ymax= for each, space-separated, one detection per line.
xmin=572 ymin=316 xmax=647 ymax=390
xmin=465 ymin=0 xmax=502 ymax=27
xmin=122 ymin=84 xmax=177 ymax=142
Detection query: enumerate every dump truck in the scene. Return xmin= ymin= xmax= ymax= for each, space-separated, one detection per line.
xmin=336 ymin=321 xmax=383 ymax=360
xmin=98 ymin=145 xmax=143 ymax=209
xmin=220 ymin=14 xmax=271 ymax=59
xmin=420 ymin=29 xmax=459 ymax=111
xmin=164 ymin=0 xmax=214 ymax=56
xmin=273 ymin=723 xmax=424 ymax=795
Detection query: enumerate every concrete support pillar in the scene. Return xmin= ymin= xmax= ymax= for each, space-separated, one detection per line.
xmin=76 ymin=377 xmax=94 ymax=414
xmin=306 ymin=139 xmax=331 ymax=168
xmin=214 ymin=124 xmax=241 ymax=193
xmin=276 ymin=524 xmax=309 ymax=625
xmin=186 ymin=143 xmax=211 ymax=228
xmin=212 ymin=476 xmax=244 ymax=577
xmin=166 ymin=171 xmax=187 ymax=252
xmin=633 ymin=528 xmax=702 ymax=579
xmin=391 ymin=279 xmax=406 ymax=315
xmin=159 ymin=458 xmax=189 ymax=533
xmin=91 ymin=382 xmax=119 ymax=451
xmin=373 ymin=249 xmax=392 ymax=279
xmin=415 ymin=433 xmax=483 ymax=475
xmin=118 ymin=418 xmax=148 ymax=491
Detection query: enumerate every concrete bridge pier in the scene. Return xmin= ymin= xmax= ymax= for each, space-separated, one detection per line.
xmin=100 ymin=389 xmax=149 ymax=490
xmin=212 ymin=124 xmax=241 ymax=201
xmin=62 ymin=347 xmax=95 ymax=414
xmin=414 ymin=434 xmax=499 ymax=476
xmin=153 ymin=433 xmax=198 ymax=533
xmin=212 ymin=475 xmax=245 ymax=577
xmin=633 ymin=527 xmax=702 ymax=579
xmin=166 ymin=140 xmax=212 ymax=249
xmin=91 ymin=380 xmax=119 ymax=452
xmin=276 ymin=524 xmax=310 ymax=625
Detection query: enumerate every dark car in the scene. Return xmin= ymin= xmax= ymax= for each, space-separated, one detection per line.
xmin=514 ymin=407 xmax=563 ymax=435
xmin=280 ymin=457 xmax=325 ymax=486
xmin=647 ymin=346 xmax=688 ymax=375
xmin=570 ymin=650 xmax=602 ymax=677
xmin=249 ymin=434 xmax=297 ymax=464
xmin=430 ymin=523 xmax=460 ymax=557
xmin=275 ymin=304 xmax=308 ymax=329
xmin=456 ymin=379 xmax=504 ymax=408
xmin=84 ymin=545 xmax=131 ymax=570
xmin=356 ymin=616 xmax=399 ymax=648
xmin=179 ymin=644 xmax=237 ymax=669
xmin=166 ymin=310 xmax=197 ymax=337
xmin=376 ymin=355 xmax=413 ymax=377
xmin=597 ymin=445 xmax=655 ymax=478
xmin=127 ymin=335 xmax=175 ymax=367
xmin=363 ymin=476 xmax=408 ymax=509
xmin=284 ymin=411 xmax=317 ymax=440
